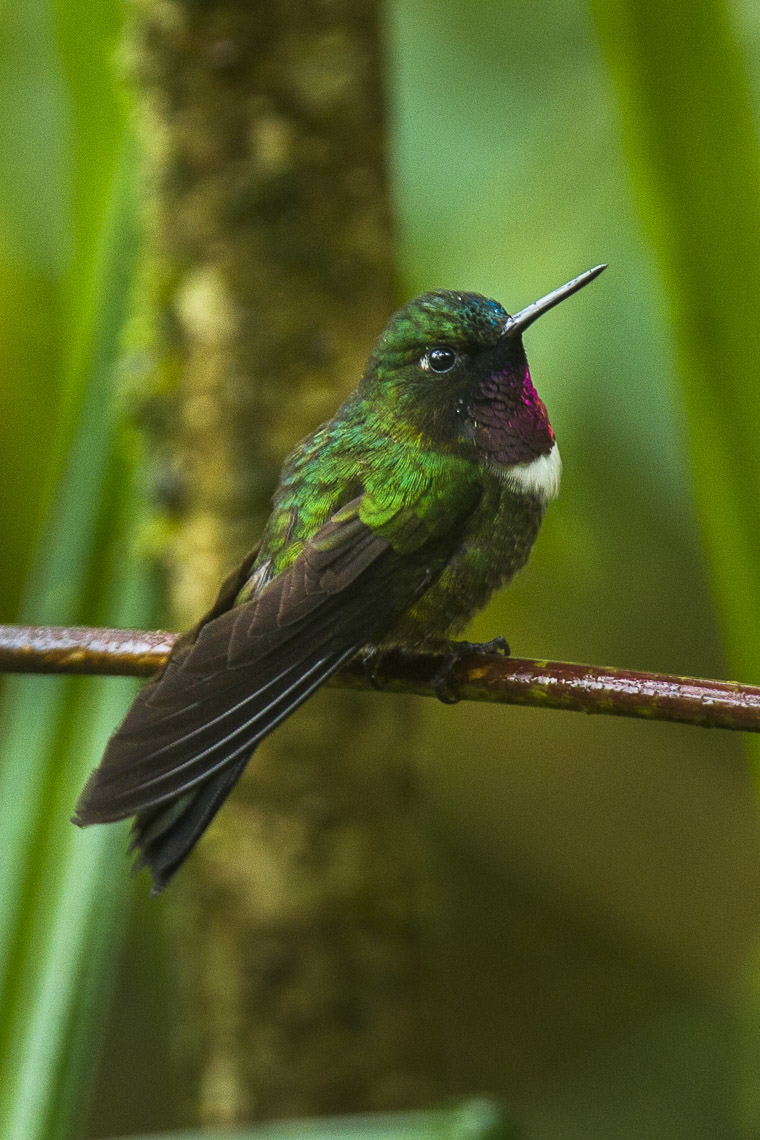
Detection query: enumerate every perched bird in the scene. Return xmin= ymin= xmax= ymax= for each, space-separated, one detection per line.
xmin=74 ymin=265 xmax=606 ymax=891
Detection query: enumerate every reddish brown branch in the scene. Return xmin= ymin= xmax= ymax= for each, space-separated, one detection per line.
xmin=0 ymin=624 xmax=176 ymax=677
xmin=0 ymin=623 xmax=759 ymax=734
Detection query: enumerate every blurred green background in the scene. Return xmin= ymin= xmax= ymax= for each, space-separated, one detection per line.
xmin=1 ymin=0 xmax=760 ymax=1137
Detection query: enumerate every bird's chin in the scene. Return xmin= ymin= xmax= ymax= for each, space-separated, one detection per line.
xmin=489 ymin=444 xmax=562 ymax=502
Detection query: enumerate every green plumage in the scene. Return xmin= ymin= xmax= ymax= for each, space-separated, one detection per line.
xmin=74 ymin=269 xmax=604 ymax=889
xmin=244 ymin=392 xmax=543 ymax=648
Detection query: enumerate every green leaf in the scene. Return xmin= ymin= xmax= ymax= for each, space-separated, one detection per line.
xmin=588 ymin=0 xmax=760 ymax=682
xmin=0 ymin=0 xmax=127 ymax=622
xmin=104 ymin=1100 xmax=521 ymax=1140
xmin=0 ymin=139 xmax=148 ymax=1140
xmin=587 ymin=0 xmax=760 ymax=1130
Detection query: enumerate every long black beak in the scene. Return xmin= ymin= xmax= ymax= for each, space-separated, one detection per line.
xmin=503 ymin=264 xmax=606 ymax=338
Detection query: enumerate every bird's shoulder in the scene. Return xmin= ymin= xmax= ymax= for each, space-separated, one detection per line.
xmin=358 ymin=447 xmax=482 ymax=554
xmin=247 ymin=409 xmax=481 ymax=592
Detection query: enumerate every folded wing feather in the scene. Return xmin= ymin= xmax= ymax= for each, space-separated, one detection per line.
xmin=73 ymin=495 xmax=453 ymax=889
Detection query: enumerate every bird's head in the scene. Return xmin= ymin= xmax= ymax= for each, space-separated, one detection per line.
xmin=361 ymin=266 xmax=605 ymax=470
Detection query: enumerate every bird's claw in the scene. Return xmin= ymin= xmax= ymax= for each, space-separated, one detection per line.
xmin=459 ymin=635 xmax=511 ymax=658
xmin=361 ymin=647 xmax=385 ymax=691
xmin=431 ymin=636 xmax=511 ymax=705
xmin=431 ymin=651 xmax=461 ymax=704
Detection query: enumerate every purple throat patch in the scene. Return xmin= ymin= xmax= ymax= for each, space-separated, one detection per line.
xmin=469 ymin=365 xmax=554 ymax=466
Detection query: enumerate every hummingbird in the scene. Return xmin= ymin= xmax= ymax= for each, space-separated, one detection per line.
xmin=74 ymin=265 xmax=606 ymax=891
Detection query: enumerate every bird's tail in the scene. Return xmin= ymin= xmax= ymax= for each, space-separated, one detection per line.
xmin=129 ymin=755 xmax=250 ymax=893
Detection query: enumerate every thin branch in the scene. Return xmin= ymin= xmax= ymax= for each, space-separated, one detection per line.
xmin=0 ymin=623 xmax=758 ymax=734
xmin=0 ymin=624 xmax=176 ymax=677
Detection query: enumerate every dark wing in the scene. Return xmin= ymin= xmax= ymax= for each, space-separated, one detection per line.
xmin=73 ymin=496 xmax=455 ymax=889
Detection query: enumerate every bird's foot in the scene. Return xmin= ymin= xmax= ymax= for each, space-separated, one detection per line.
xmin=360 ymin=646 xmax=386 ymax=691
xmin=460 ymin=635 xmax=511 ymax=658
xmin=431 ymin=636 xmax=511 ymax=705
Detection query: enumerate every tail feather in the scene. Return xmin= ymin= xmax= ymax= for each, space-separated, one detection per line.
xmin=79 ymin=644 xmax=359 ymax=890
xmin=86 ymin=654 xmax=331 ymax=815
xmin=71 ymin=495 xmax=445 ymax=891
xmin=131 ymin=757 xmax=249 ymax=892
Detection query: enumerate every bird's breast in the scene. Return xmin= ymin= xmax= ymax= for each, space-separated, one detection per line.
xmin=382 ymin=476 xmax=547 ymax=648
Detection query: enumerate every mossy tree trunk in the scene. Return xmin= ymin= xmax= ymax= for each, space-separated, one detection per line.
xmin=127 ymin=0 xmax=443 ymax=1124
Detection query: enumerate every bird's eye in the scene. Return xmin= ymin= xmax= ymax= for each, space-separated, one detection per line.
xmin=423 ymin=347 xmax=458 ymax=373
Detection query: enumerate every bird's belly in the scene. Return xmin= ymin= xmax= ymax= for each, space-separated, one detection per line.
xmin=382 ymin=484 xmax=546 ymax=649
